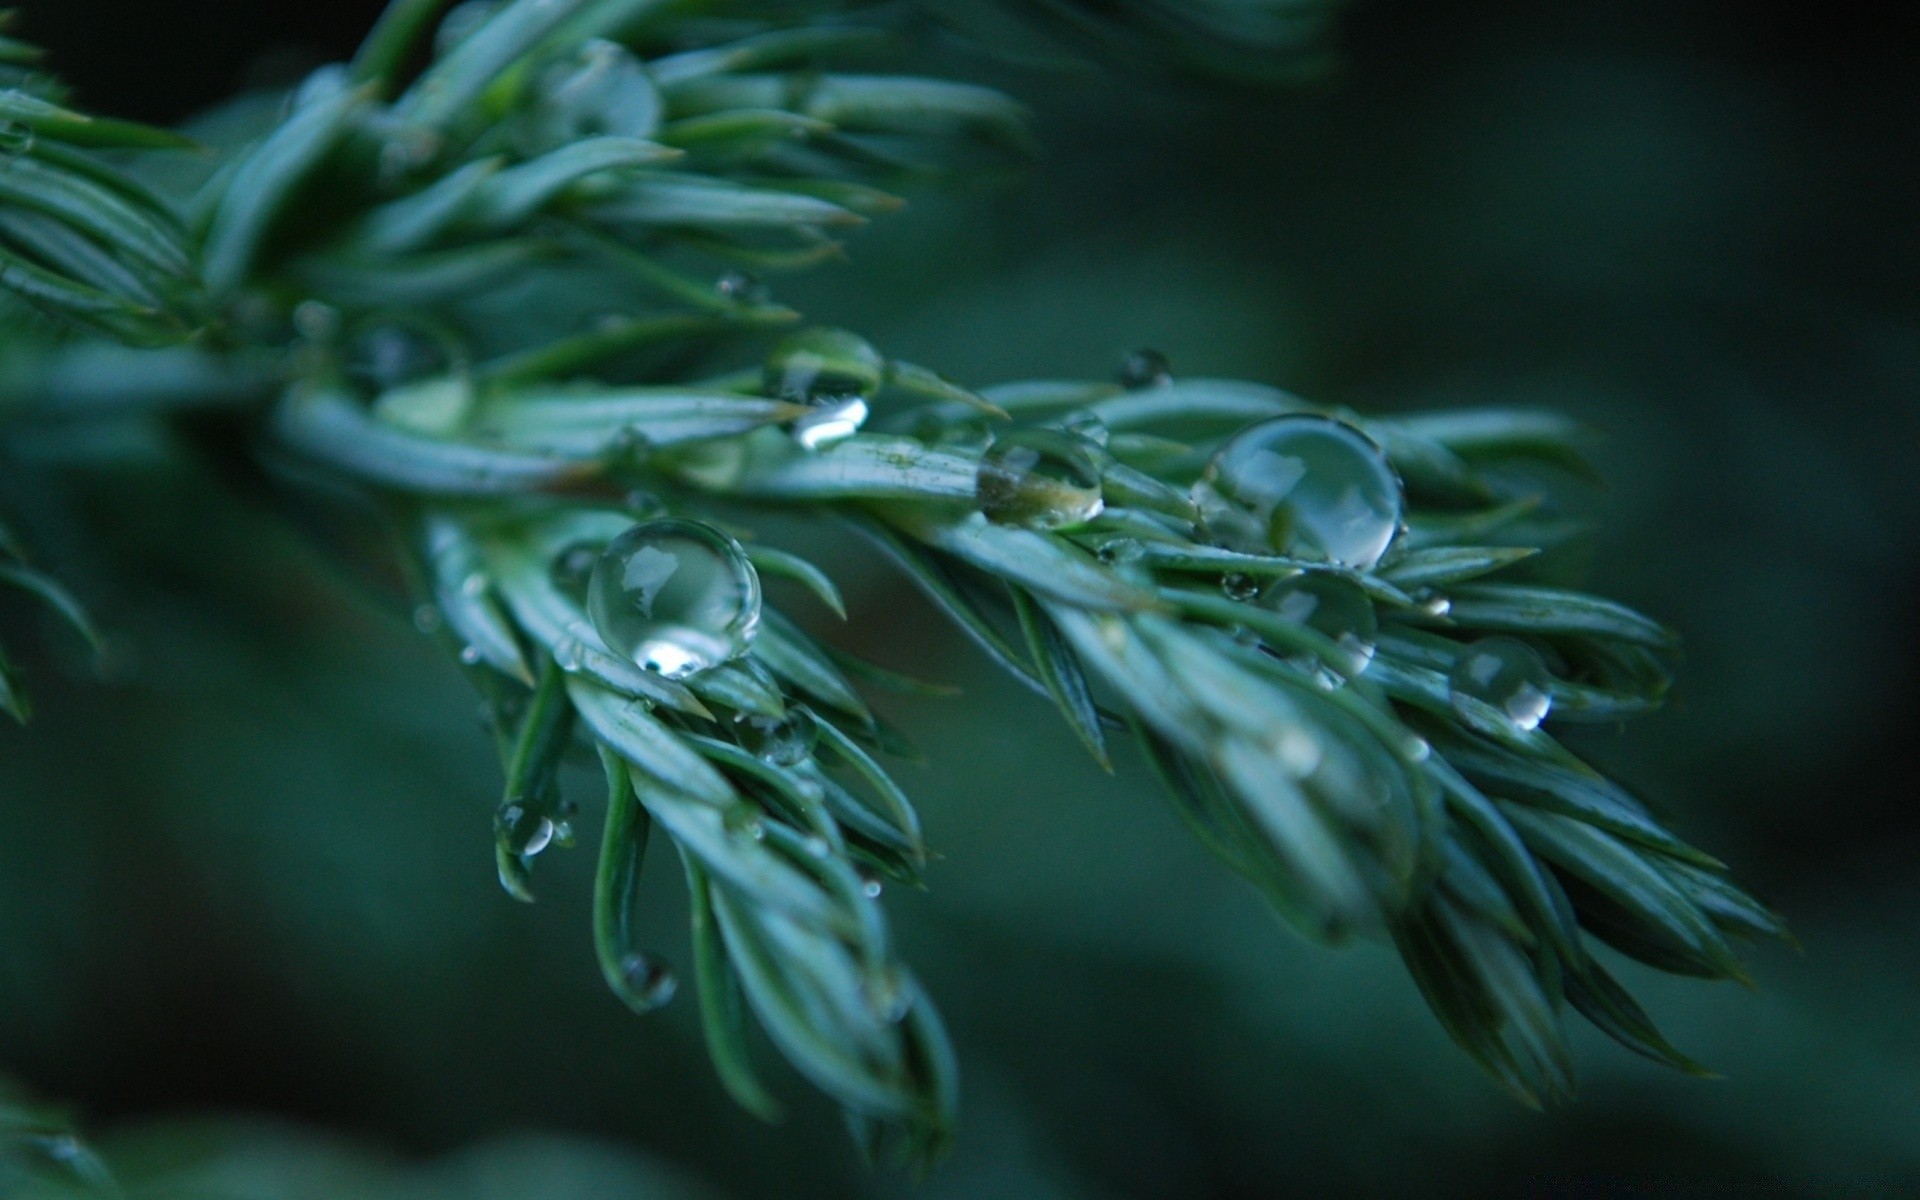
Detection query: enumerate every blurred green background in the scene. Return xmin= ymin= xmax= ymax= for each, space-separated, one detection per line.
xmin=3 ymin=1 xmax=1917 ymax=1195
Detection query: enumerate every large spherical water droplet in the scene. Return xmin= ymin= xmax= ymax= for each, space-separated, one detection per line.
xmin=1262 ymin=573 xmax=1379 ymax=676
xmin=1449 ymin=637 xmax=1553 ymax=732
xmin=733 ymin=708 xmax=817 ymax=766
xmin=1193 ymin=416 xmax=1402 ymax=568
xmin=613 ymin=952 xmax=678 ymax=1012
xmin=586 ymin=518 xmax=761 ymax=679
xmin=766 ymin=328 xmax=882 ymax=450
xmin=976 ymin=430 xmax=1106 ymax=529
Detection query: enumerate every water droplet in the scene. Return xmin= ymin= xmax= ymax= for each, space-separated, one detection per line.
xmin=550 ymin=819 xmax=576 ymax=848
xmin=1059 ymin=411 xmax=1111 ymax=447
xmin=1221 ymin=573 xmax=1261 ymax=602
xmin=1096 ymin=537 xmax=1146 ymax=566
xmin=496 ymin=804 xmax=557 ymax=858
xmin=0 ymin=120 xmax=36 ymax=156
xmin=1401 ymin=735 xmax=1432 ymax=763
xmin=587 ymin=519 xmax=761 ymax=679
xmin=552 ymin=637 xmax=586 ymax=672
xmin=615 ymin=952 xmax=678 ymax=1011
xmin=803 ymin=835 xmax=830 ymax=859
xmin=716 ymin=270 xmax=768 ymax=305
xmin=766 ymin=328 xmax=881 ymax=451
xmin=1449 ymin=637 xmax=1553 ymax=732
xmin=724 ymin=806 xmax=767 ymax=841
xmin=860 ymin=875 xmax=883 ymax=899
xmin=791 ymin=397 xmax=870 ymax=451
xmin=732 ymin=708 xmax=817 ymax=766
xmin=1119 ymin=348 xmax=1172 ymax=390
xmin=413 ymin=605 xmax=443 ymax=634
xmin=347 ymin=322 xmax=454 ymax=393
xmin=551 ymin=541 xmax=604 ymax=600
xmin=977 ymin=430 xmax=1106 ymax=530
xmin=1413 ymin=588 xmax=1452 ymax=618
xmin=459 ymin=644 xmax=482 ymax=665
xmin=1193 ymin=416 xmax=1402 ymax=569
xmin=766 ymin=328 xmax=885 ymax=403
xmin=1262 ymin=573 xmax=1378 ymax=676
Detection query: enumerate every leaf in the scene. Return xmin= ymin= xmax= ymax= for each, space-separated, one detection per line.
xmin=473 ymin=385 xmax=808 ymax=454
xmin=743 ymin=546 xmax=846 ymax=619
xmin=567 ymin=678 xmax=734 ymax=806
xmin=881 ymin=506 xmax=1159 ymax=613
xmin=585 ymin=171 xmax=865 ymax=230
xmin=594 ymin=747 xmax=668 ymax=1012
xmin=1010 ymin=586 xmax=1110 ymax=769
xmin=751 ymin=609 xmax=871 ymax=725
xmin=1439 ymin=583 xmax=1678 ymax=648
xmin=464 ymin=135 xmax=681 ymax=230
xmin=202 ymin=80 xmax=373 ymax=293
xmin=271 ymin=384 xmax=597 ymax=495
xmin=1380 ymin=546 xmax=1539 ymax=590
xmin=493 ymin=657 xmax=577 ymax=901
xmin=682 ymin=852 xmax=785 ymax=1121
xmin=0 ymin=88 xmax=197 ymax=149
xmin=811 ymin=712 xmax=926 ymax=861
xmin=353 ymin=156 xmax=505 ymax=254
xmin=395 ymin=0 xmax=590 ymax=130
xmin=0 ymin=563 xmax=103 ymax=655
xmin=423 ymin=513 xmax=534 ymax=684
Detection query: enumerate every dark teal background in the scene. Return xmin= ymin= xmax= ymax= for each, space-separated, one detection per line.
xmin=2 ymin=2 xmax=1916 ymax=1194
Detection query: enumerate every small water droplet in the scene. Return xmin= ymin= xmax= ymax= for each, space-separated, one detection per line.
xmin=716 ymin=270 xmax=768 ymax=305
xmin=1119 ymin=348 xmax=1172 ymax=390
xmin=552 ymin=637 xmax=586 ymax=672
xmin=586 ymin=519 xmax=761 ymax=679
xmin=615 ymin=952 xmax=678 ymax=1011
xmin=766 ymin=329 xmax=880 ymax=450
xmin=1413 ymin=588 xmax=1452 ymax=618
xmin=1449 ymin=637 xmax=1553 ymax=732
xmin=732 ymin=708 xmax=817 ymax=766
xmin=766 ymin=327 xmax=885 ymax=403
xmin=550 ymin=820 xmax=576 ymax=848
xmin=1192 ymin=415 xmax=1402 ymax=569
xmin=977 ymin=430 xmax=1106 ymax=529
xmin=860 ymin=875 xmax=884 ymax=899
xmin=551 ymin=540 xmax=604 ymax=599
xmin=496 ymin=804 xmax=557 ymax=858
xmin=0 ymin=120 xmax=36 ymax=156
xmin=1262 ymin=573 xmax=1378 ymax=676
xmin=459 ymin=644 xmax=482 ymax=665
xmin=1221 ymin=573 xmax=1261 ymax=602
xmin=1096 ymin=537 xmax=1146 ymax=566
xmin=724 ymin=806 xmax=767 ymax=841
xmin=1402 ymin=735 xmax=1432 ymax=763
xmin=791 ymin=396 xmax=870 ymax=451
xmin=413 ymin=605 xmax=442 ymax=634
xmin=1059 ymin=411 xmax=1111 ymax=446
xmin=803 ymin=835 xmax=830 ymax=859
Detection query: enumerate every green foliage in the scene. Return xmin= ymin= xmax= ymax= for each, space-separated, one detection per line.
xmin=0 ymin=0 xmax=1784 ymax=1175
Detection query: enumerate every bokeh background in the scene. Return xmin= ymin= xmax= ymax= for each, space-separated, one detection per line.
xmin=3 ymin=1 xmax=1917 ymax=1195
